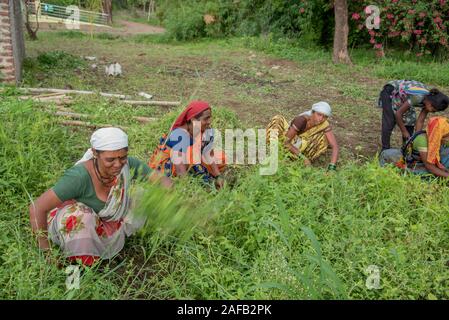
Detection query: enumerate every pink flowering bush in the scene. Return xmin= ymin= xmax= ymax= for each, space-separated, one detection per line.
xmin=157 ymin=0 xmax=448 ymax=60
xmin=349 ymin=0 xmax=449 ymax=58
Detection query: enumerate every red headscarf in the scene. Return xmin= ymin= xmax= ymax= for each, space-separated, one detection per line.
xmin=171 ymin=100 xmax=211 ymax=131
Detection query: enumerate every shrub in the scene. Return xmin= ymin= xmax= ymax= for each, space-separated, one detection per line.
xmin=35 ymin=50 xmax=85 ymax=70
xmin=349 ymin=0 xmax=449 ymax=58
xmin=157 ymin=0 xmax=449 ymax=58
xmin=164 ymin=2 xmax=206 ymax=41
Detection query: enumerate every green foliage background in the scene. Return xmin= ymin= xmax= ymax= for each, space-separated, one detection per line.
xmin=44 ymin=0 xmax=449 ymax=59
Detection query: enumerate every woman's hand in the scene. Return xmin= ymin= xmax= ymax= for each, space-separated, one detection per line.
xmin=324 ymin=129 xmax=339 ymax=166
xmin=420 ymin=150 xmax=449 ymax=178
xmin=214 ymin=176 xmax=224 ymax=189
xmin=149 ymin=171 xmax=173 ymax=189
xmin=160 ymin=176 xmax=173 ymax=189
xmin=402 ymin=131 xmax=411 ymax=141
xmin=284 ymin=127 xmax=301 ymax=156
xmin=38 ymin=236 xmax=51 ymax=251
xmin=30 ymin=189 xmax=63 ymax=249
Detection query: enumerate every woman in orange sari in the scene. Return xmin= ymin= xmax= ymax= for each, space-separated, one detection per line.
xmin=412 ymin=116 xmax=449 ymax=177
xmin=149 ymin=100 xmax=226 ymax=188
xmin=380 ymin=116 xmax=449 ymax=178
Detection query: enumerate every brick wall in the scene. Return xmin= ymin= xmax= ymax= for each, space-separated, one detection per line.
xmin=0 ymin=0 xmax=25 ymax=85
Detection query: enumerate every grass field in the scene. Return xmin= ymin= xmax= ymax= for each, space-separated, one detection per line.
xmin=1 ymin=28 xmax=449 ymax=299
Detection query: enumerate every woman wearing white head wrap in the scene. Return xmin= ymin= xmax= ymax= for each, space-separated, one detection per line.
xmin=266 ymin=101 xmax=339 ymax=169
xmin=29 ymin=127 xmax=171 ymax=266
xmin=76 ymin=127 xmax=129 ymax=165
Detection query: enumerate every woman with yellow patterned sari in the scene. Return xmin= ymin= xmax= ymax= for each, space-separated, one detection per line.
xmin=266 ymin=102 xmax=339 ymax=170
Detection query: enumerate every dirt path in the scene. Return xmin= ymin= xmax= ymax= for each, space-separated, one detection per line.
xmin=114 ymin=20 xmax=165 ymax=35
xmin=35 ymin=19 xmax=165 ymax=35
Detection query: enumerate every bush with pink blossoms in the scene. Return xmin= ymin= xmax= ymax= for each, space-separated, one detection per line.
xmin=349 ymin=0 xmax=449 ymax=58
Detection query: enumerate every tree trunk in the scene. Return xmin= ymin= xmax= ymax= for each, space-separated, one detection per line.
xmin=102 ymin=0 xmax=113 ymax=24
xmin=332 ymin=0 xmax=352 ymax=65
xmin=148 ymin=0 xmax=155 ymax=21
xmin=24 ymin=0 xmax=39 ymax=40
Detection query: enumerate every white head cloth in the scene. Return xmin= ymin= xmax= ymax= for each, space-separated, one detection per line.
xmin=76 ymin=127 xmax=128 ymax=165
xmin=299 ymin=101 xmax=332 ymax=117
xmin=312 ymin=101 xmax=332 ymax=116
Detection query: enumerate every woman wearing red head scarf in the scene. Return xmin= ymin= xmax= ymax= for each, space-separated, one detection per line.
xmin=149 ymin=101 xmax=226 ymax=188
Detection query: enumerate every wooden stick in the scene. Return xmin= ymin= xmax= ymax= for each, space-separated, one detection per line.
xmin=19 ymin=96 xmax=73 ymax=106
xmin=122 ymin=100 xmax=180 ymax=107
xmin=55 ymin=99 xmax=74 ymax=107
xmin=43 ymin=99 xmax=73 ymax=105
xmin=17 ymin=93 xmax=66 ymax=101
xmin=60 ymin=120 xmax=97 ymax=129
xmin=19 ymin=87 xmax=128 ymax=99
xmin=34 ymin=92 xmax=67 ymax=99
xmin=52 ymin=111 xmax=156 ymax=124
xmin=56 ymin=106 xmax=74 ymax=112
xmin=18 ymin=88 xmax=179 ymax=106
xmin=60 ymin=120 xmax=128 ymax=130
xmin=134 ymin=116 xmax=157 ymax=123
xmin=53 ymin=111 xmax=89 ymax=119
xmin=34 ymin=95 xmax=71 ymax=102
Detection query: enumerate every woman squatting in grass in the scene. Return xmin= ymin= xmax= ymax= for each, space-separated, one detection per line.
xmin=29 ymin=128 xmax=172 ymax=266
xmin=378 ymin=79 xmax=449 ymax=151
xmin=380 ymin=117 xmax=449 ymax=178
xmin=149 ymin=100 xmax=227 ymax=189
xmin=266 ymin=102 xmax=340 ymax=171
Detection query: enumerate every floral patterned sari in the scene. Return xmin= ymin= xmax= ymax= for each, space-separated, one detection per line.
xmin=47 ymin=164 xmax=145 ymax=264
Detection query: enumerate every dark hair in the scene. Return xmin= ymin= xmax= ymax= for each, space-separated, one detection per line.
xmin=425 ymin=88 xmax=449 ymax=111
xmin=187 ymin=108 xmax=210 ymax=123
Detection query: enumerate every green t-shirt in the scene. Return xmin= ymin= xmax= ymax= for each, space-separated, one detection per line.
xmin=52 ymin=156 xmax=151 ymax=213
xmin=413 ymin=133 xmax=449 ymax=155
xmin=413 ymin=134 xmax=428 ymax=153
